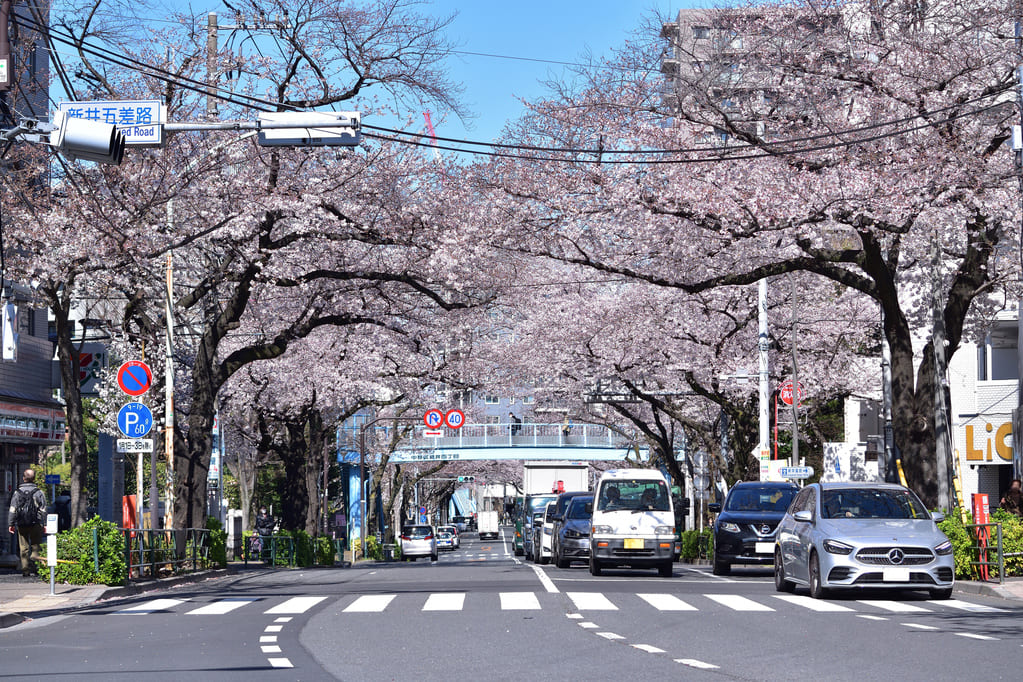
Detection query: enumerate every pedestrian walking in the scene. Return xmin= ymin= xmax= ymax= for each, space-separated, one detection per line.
xmin=8 ymin=469 xmax=46 ymax=577
xmin=509 ymin=412 xmax=522 ymax=436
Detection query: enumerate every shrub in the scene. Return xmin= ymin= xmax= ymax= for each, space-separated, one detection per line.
xmin=679 ymin=529 xmax=713 ymax=560
xmin=316 ymin=536 xmax=336 ymax=565
xmin=990 ymin=509 xmax=1023 ymax=577
xmin=937 ymin=510 xmax=977 ymax=579
xmin=44 ymin=516 xmax=127 ymax=586
xmin=205 ymin=517 xmax=228 ymax=568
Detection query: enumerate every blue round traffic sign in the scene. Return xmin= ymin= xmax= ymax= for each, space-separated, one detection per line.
xmin=118 ymin=402 xmax=154 ymax=438
xmin=117 ymin=361 xmax=153 ymax=397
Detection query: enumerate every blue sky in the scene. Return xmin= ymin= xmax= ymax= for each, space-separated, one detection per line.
xmin=421 ymin=1 xmax=693 ymax=143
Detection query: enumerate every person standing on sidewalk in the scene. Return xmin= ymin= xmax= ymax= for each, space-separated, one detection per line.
xmin=7 ymin=469 xmax=46 ymax=577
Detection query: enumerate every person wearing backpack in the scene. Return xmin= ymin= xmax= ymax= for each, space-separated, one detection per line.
xmin=7 ymin=469 xmax=46 ymax=577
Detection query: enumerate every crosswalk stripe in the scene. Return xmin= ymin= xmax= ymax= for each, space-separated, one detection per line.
xmin=705 ymin=594 xmax=775 ymax=611
xmin=265 ymin=596 xmax=327 ymax=615
xmin=772 ymin=595 xmax=855 ymax=612
xmin=567 ymin=592 xmax=618 ymax=611
xmin=937 ymin=599 xmax=1006 ymax=613
xmin=857 ymin=600 xmax=931 ymax=613
xmin=116 ymin=599 xmax=187 ymax=614
xmin=344 ymin=595 xmax=396 ymax=613
xmin=500 ymin=592 xmax=541 ymax=610
xmin=423 ymin=593 xmax=465 ymax=611
xmin=186 ymin=599 xmax=256 ymax=615
xmin=637 ymin=593 xmax=698 ymax=611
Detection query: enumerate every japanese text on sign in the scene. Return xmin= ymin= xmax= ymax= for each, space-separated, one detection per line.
xmin=58 ymin=100 xmax=166 ymax=146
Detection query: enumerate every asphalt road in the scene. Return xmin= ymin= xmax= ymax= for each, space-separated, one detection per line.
xmin=2 ymin=527 xmax=1020 ymax=681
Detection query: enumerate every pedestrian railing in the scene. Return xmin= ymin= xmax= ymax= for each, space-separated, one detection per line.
xmin=964 ymin=522 xmax=1023 ymax=584
xmin=243 ymin=533 xmax=295 ymax=567
xmin=123 ymin=528 xmax=211 ymax=581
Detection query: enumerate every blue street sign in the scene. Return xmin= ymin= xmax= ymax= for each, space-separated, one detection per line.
xmin=45 ymin=474 xmax=61 ymax=485
xmin=117 ymin=402 xmax=154 ymax=438
xmin=779 ymin=465 xmax=814 ymax=479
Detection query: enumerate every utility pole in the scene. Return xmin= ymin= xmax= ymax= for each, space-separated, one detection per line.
xmin=162 ymin=253 xmax=174 ymax=529
xmin=790 ymin=276 xmax=800 ymax=467
xmin=758 ymin=279 xmax=770 ymax=479
xmin=931 ymin=231 xmax=951 ymax=510
xmin=1014 ymin=20 xmax=1023 ymax=482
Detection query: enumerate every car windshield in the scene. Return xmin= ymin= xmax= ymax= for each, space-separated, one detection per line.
xmin=725 ymin=486 xmax=797 ymax=513
xmin=566 ymin=497 xmax=593 ymax=520
xmin=820 ymin=488 xmax=931 ymax=520
xmin=596 ymin=480 xmax=669 ymax=512
xmin=527 ymin=496 xmax=556 ymax=514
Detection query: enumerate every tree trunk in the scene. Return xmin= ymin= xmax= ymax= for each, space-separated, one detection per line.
xmin=280 ymin=419 xmax=310 ymax=532
xmin=303 ymin=410 xmax=325 ymax=535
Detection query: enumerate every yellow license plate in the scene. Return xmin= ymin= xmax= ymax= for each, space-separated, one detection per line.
xmin=624 ymin=538 xmax=644 ymax=550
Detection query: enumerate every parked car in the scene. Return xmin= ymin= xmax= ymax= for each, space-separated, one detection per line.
xmin=774 ymin=482 xmax=955 ymax=599
xmin=709 ymin=481 xmax=799 ymax=575
xmin=554 ymin=494 xmax=593 ymax=568
xmin=399 ymin=524 xmax=438 ymax=562
xmin=438 ymin=524 xmax=460 ymax=549
xmin=523 ymin=509 xmax=545 ymax=561
xmin=548 ymin=490 xmax=592 ymax=568
xmin=517 ymin=493 xmax=558 ymax=556
xmin=533 ymin=501 xmax=558 ymax=564
xmin=436 ymin=530 xmax=456 ymax=551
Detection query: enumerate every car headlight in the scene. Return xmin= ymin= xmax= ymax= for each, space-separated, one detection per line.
xmin=935 ymin=540 xmax=953 ymax=555
xmin=655 ymin=525 xmax=675 ymax=535
xmin=823 ymin=539 xmax=854 ymax=555
xmin=565 ymin=529 xmax=586 ymax=539
xmin=719 ymin=522 xmax=740 ymax=533
xmin=592 ymin=525 xmax=613 ymax=535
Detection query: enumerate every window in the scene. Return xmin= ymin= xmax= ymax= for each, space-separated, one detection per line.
xmin=522 ymin=396 xmax=534 ymax=404
xmin=692 ymin=25 xmax=710 ymax=39
xmin=484 ymin=395 xmax=500 ymax=405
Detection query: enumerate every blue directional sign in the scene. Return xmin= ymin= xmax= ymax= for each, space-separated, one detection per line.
xmin=779 ymin=465 xmax=814 ymax=479
xmin=117 ymin=402 xmax=154 ymax=438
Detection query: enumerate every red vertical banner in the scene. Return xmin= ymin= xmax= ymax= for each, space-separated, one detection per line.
xmin=972 ymin=493 xmax=989 ymax=580
xmin=123 ymin=495 xmax=138 ymax=529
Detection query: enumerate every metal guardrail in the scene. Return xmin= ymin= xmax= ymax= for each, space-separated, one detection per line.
xmin=123 ymin=528 xmax=211 ymax=581
xmin=402 ymin=422 xmax=631 ymax=449
xmin=243 ymin=534 xmax=295 ymax=567
xmin=964 ymin=522 xmax=1022 ymax=584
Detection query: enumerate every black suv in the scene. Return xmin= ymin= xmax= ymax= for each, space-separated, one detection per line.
xmin=709 ymin=481 xmax=799 ymax=575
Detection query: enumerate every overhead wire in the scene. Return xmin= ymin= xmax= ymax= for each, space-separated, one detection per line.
xmin=18 ymin=11 xmax=1017 ymax=164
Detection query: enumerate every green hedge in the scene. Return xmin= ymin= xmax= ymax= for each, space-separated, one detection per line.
xmin=42 ymin=516 xmax=127 ymax=586
xmin=240 ymin=529 xmax=338 ymax=567
xmin=205 ymin=517 xmax=228 ymax=568
xmin=679 ymin=529 xmax=713 ymax=560
xmin=937 ymin=509 xmax=1023 ymax=579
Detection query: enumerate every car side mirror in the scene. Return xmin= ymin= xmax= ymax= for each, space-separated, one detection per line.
xmin=585 ymin=502 xmax=593 ymax=514
xmin=793 ymin=510 xmax=813 ymax=523
xmin=708 ymin=503 xmax=721 ymax=513
xmin=931 ymin=511 xmax=945 ymax=523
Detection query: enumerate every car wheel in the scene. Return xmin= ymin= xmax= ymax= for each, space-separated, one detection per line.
xmin=431 ymin=553 xmax=438 ymax=562
xmin=808 ymin=552 xmax=828 ymax=599
xmin=409 ymin=556 xmax=416 ymax=562
xmin=712 ymin=553 xmax=730 ymax=576
xmin=658 ymin=560 xmax=673 ymax=578
xmin=774 ymin=548 xmax=795 ymax=593
xmin=556 ymin=551 xmax=570 ymax=569
xmin=929 ymin=587 xmax=953 ymax=600
xmin=539 ymin=551 xmax=550 ymax=565
xmin=589 ymin=554 xmax=602 ymax=576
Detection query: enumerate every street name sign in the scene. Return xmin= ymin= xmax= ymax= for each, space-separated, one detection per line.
xmin=779 ymin=465 xmax=814 ymax=479
xmin=58 ymin=100 xmax=166 ymax=146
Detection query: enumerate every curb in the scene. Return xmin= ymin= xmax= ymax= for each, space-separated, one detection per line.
xmin=951 ymin=580 xmax=1019 ymax=601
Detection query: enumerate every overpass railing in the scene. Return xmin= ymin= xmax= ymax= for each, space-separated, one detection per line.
xmin=404 ymin=422 xmax=631 ymax=449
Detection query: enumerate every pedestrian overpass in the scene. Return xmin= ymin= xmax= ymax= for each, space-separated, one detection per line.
xmin=389 ymin=421 xmax=642 ymax=463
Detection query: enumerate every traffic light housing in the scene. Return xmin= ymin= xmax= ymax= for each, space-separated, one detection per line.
xmin=51 ymin=110 xmax=126 ymax=165
xmin=457 ymin=476 xmax=475 ymax=483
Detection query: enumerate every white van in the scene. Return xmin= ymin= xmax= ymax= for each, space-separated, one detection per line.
xmin=589 ymin=469 xmax=676 ymax=577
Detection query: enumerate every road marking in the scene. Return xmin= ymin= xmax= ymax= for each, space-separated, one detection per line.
xmin=772 ymin=595 xmax=855 ymax=612
xmin=116 ymin=599 xmax=187 ymax=614
xmin=186 ymin=598 xmax=255 ymax=615
xmin=265 ymin=596 xmax=327 ymax=615
xmin=566 ymin=613 xmax=583 ymax=619
xmin=637 ymin=593 xmax=697 ymax=611
xmin=632 ymin=644 xmax=665 ymax=654
xmin=267 ymin=658 xmax=293 ymax=668
xmin=500 ymin=592 xmax=541 ymax=610
xmin=529 ymin=564 xmax=559 ymax=593
xmin=904 ymin=623 xmax=939 ymax=630
xmin=676 ymin=659 xmax=720 ymax=670
xmin=344 ymin=595 xmax=396 ymax=613
xmin=955 ymin=632 xmax=999 ymax=641
xmin=857 ymin=615 xmax=888 ymax=621
xmin=261 ymin=645 xmax=282 ymax=653
xmin=858 ymin=600 xmax=931 ymax=613
xmin=260 ymin=636 xmax=277 ymax=643
xmin=274 ymin=617 xmax=292 ymax=623
xmin=579 ymin=622 xmax=599 ymax=629
xmin=597 ymin=632 xmax=625 ymax=640
xmin=423 ymin=593 xmax=465 ymax=611
xmin=265 ymin=625 xmax=283 ymax=632
xmin=567 ymin=592 xmax=618 ymax=610
xmin=937 ymin=599 xmax=1006 ymax=613
xmin=704 ymin=594 xmax=774 ymax=611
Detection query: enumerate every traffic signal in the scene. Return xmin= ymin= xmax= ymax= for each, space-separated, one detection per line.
xmin=457 ymin=476 xmax=475 ymax=483
xmin=50 ymin=110 xmax=126 ymax=165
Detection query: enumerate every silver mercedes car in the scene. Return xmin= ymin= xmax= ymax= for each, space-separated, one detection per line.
xmin=774 ymin=482 xmax=955 ymax=599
